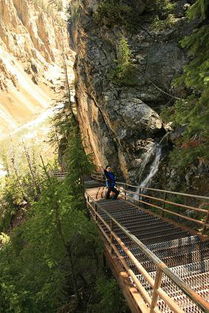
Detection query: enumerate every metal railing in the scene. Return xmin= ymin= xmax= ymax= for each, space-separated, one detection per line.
xmin=91 ymin=172 xmax=209 ymax=235
xmin=118 ymin=182 xmax=209 ymax=235
xmin=86 ymin=192 xmax=209 ymax=313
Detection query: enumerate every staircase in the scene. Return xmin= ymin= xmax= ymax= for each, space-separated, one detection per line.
xmin=86 ymin=184 xmax=209 ymax=313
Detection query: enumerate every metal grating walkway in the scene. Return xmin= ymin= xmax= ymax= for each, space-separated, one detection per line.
xmin=86 ymin=187 xmax=209 ymax=313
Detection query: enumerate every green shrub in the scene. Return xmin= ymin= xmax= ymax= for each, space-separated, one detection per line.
xmin=94 ymin=0 xmax=142 ymax=31
xmin=89 ymin=277 xmax=127 ymax=313
xmin=111 ymin=37 xmax=138 ymax=86
xmin=187 ymin=0 xmax=209 ymax=20
xmin=151 ymin=13 xmax=177 ymax=30
xmin=149 ymin=0 xmax=176 ymax=31
xmin=152 ymin=0 xmax=175 ymax=13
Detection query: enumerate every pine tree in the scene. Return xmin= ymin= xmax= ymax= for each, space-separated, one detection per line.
xmin=165 ymin=0 xmax=209 ymax=167
xmin=64 ymin=124 xmax=95 ymax=210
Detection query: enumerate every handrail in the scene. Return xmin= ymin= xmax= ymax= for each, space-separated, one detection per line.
xmin=118 ymin=181 xmax=209 ymax=201
xmin=118 ymin=185 xmax=209 ymax=233
xmin=86 ymin=195 xmax=183 ymax=313
xmin=124 ymin=193 xmax=209 ymax=227
xmin=91 ymin=171 xmax=209 ymax=201
xmin=120 ymin=189 xmax=208 ymax=213
xmin=103 ymin=207 xmax=209 ymax=313
xmin=91 ymin=172 xmax=209 ymax=233
xmin=139 ymin=193 xmax=208 ymax=213
xmin=86 ymin=192 xmax=209 ymax=313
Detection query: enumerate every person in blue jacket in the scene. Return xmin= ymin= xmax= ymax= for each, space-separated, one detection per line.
xmin=104 ymin=165 xmax=120 ymax=200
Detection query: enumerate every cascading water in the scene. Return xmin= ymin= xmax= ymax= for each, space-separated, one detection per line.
xmin=139 ymin=144 xmax=162 ymax=189
xmin=136 ymin=142 xmax=156 ymax=183
xmin=133 ymin=143 xmax=162 ymax=200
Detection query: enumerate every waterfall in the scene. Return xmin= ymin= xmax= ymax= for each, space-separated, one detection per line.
xmin=133 ymin=144 xmax=162 ymax=200
xmin=140 ymin=144 xmax=162 ymax=189
xmin=136 ymin=142 xmax=156 ymax=182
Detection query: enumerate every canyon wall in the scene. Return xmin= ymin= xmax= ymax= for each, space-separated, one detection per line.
xmin=69 ymin=0 xmax=194 ymax=182
xmin=0 ymin=0 xmax=73 ymax=137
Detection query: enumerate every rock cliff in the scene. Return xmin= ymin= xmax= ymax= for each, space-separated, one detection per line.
xmin=0 ymin=0 xmax=73 ymax=136
xmin=69 ymin=0 xmax=193 ymax=182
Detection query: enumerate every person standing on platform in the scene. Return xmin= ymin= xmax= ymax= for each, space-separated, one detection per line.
xmin=104 ymin=165 xmax=119 ymax=200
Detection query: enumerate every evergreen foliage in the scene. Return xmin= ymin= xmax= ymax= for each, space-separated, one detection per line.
xmin=0 ymin=151 xmax=124 ymax=312
xmin=163 ymin=0 xmax=209 ymax=168
xmin=0 ymin=175 xmax=102 ymax=312
xmin=94 ymin=0 xmax=142 ymax=31
xmin=151 ymin=13 xmax=176 ymax=31
xmin=111 ymin=37 xmax=137 ymax=86
xmin=65 ymin=129 xmax=95 ymax=209
xmin=0 ymin=101 xmax=127 ymax=313
xmin=90 ymin=277 xmax=127 ymax=313
xmin=0 ymin=149 xmax=47 ymax=232
xmin=0 ymin=175 xmax=25 ymax=231
xmin=152 ymin=0 xmax=175 ymax=15
xmin=187 ymin=0 xmax=209 ymax=20
xmin=50 ymin=100 xmax=73 ymax=144
xmin=51 ymin=99 xmax=95 ymax=208
xmin=94 ymin=0 xmax=175 ymax=31
xmin=150 ymin=0 xmax=176 ymax=30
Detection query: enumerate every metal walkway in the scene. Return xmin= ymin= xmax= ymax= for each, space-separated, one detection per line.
xmin=86 ymin=185 xmax=209 ymax=313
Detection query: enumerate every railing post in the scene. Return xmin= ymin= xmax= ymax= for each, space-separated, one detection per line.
xmin=139 ymin=187 xmax=144 ymax=207
xmin=96 ymin=187 xmax=101 ymax=199
xmin=95 ymin=203 xmax=98 ymax=221
xmin=86 ymin=196 xmax=90 ymax=212
xmin=162 ymin=192 xmax=167 ymax=217
xmin=110 ymin=219 xmax=114 ymax=255
xmin=101 ymin=187 xmax=105 ymax=198
xmin=124 ymin=184 xmax=127 ymax=200
xmin=139 ymin=187 xmax=141 ymax=201
xmin=201 ymin=209 xmax=209 ymax=234
xmin=150 ymin=268 xmax=163 ymax=313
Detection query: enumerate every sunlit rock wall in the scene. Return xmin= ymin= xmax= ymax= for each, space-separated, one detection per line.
xmin=0 ymin=0 xmax=73 ymax=136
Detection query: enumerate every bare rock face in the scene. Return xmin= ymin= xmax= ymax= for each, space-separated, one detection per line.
xmin=69 ymin=0 xmax=192 ymax=181
xmin=0 ymin=0 xmax=73 ymax=136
